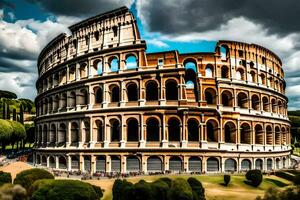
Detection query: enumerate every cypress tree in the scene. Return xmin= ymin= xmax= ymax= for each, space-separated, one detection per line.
xmin=20 ymin=105 xmax=24 ymax=124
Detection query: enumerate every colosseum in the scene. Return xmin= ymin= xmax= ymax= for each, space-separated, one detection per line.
xmin=33 ymin=7 xmax=291 ymax=174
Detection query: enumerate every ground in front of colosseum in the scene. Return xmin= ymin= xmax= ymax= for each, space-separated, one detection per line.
xmin=0 ymin=161 xmax=295 ymax=200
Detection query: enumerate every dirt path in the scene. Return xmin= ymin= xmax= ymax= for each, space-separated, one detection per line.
xmin=0 ymin=161 xmax=33 ymax=180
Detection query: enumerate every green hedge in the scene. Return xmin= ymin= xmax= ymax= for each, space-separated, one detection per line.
xmin=187 ymin=177 xmax=206 ymax=200
xmin=167 ymin=178 xmax=193 ymax=200
xmin=275 ymin=171 xmax=295 ymax=181
xmin=30 ymin=179 xmax=103 ymax=200
xmin=14 ymin=168 xmax=54 ymax=191
xmin=0 ymin=171 xmax=12 ymax=186
xmin=246 ymin=170 xmax=263 ymax=187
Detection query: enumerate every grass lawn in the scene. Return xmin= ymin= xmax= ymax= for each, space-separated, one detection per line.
xmin=85 ymin=174 xmax=292 ymax=200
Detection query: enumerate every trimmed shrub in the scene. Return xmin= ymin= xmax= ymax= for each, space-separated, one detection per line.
xmin=246 ymin=170 xmax=263 ymax=187
xmin=158 ymin=177 xmax=173 ymax=188
xmin=293 ymin=174 xmax=300 ymax=185
xmin=151 ymin=180 xmax=169 ymax=200
xmin=14 ymin=168 xmax=54 ymax=191
xmin=187 ymin=177 xmax=206 ymax=200
xmin=0 ymin=171 xmax=12 ymax=186
xmin=168 ymin=178 xmax=193 ymax=200
xmin=132 ymin=180 xmax=153 ymax=200
xmin=0 ymin=183 xmax=27 ymax=200
xmin=112 ymin=179 xmax=134 ymax=200
xmin=224 ymin=175 xmax=231 ymax=186
xmin=30 ymin=179 xmax=102 ymax=200
xmin=275 ymin=171 xmax=295 ymax=181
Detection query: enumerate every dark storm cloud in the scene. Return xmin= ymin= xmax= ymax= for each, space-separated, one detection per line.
xmin=27 ymin=0 xmax=131 ymax=17
xmin=140 ymin=0 xmax=300 ymax=35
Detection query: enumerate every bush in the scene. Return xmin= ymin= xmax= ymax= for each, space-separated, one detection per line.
xmin=30 ymin=179 xmax=102 ymax=200
xmin=293 ymin=174 xmax=300 ymax=185
xmin=256 ymin=186 xmax=300 ymax=200
xmin=187 ymin=177 xmax=206 ymax=200
xmin=112 ymin=179 xmax=134 ymax=200
xmin=168 ymin=178 xmax=193 ymax=200
xmin=224 ymin=175 xmax=231 ymax=186
xmin=0 ymin=183 xmax=27 ymax=200
xmin=132 ymin=180 xmax=153 ymax=200
xmin=275 ymin=171 xmax=295 ymax=181
xmin=14 ymin=168 xmax=54 ymax=191
xmin=0 ymin=171 xmax=12 ymax=186
xmin=151 ymin=180 xmax=169 ymax=200
xmin=246 ymin=170 xmax=263 ymax=187
xmin=158 ymin=177 xmax=173 ymax=188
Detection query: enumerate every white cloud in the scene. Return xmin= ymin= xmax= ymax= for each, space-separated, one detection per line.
xmin=147 ymin=39 xmax=169 ymax=48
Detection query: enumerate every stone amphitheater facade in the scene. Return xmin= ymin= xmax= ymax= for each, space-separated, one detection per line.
xmin=33 ymin=7 xmax=291 ymax=174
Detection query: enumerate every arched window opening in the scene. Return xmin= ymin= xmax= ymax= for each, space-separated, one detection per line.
xmin=278 ymin=101 xmax=282 ymax=115
xmin=93 ymin=60 xmax=103 ymax=75
xmin=267 ymin=159 xmax=273 ymax=171
xmin=43 ymin=125 xmax=48 ymax=144
xmin=168 ymin=118 xmax=181 ymax=141
xmin=80 ymin=63 xmax=87 ymax=78
xmin=68 ymin=91 xmax=76 ymax=108
xmin=224 ymin=122 xmax=236 ymax=143
xmin=59 ymin=156 xmax=67 ymax=169
xmin=71 ymin=156 xmax=79 ymax=170
xmin=60 ymin=93 xmax=67 ymax=110
xmin=205 ymin=65 xmax=213 ymax=78
xmin=96 ymin=156 xmax=106 ymax=172
xmin=207 ymin=157 xmax=219 ymax=172
xmin=146 ymin=81 xmax=158 ymax=101
xmin=111 ymin=85 xmax=120 ymax=103
xmin=207 ymin=120 xmax=218 ymax=142
xmin=240 ymin=123 xmax=251 ymax=144
xmin=146 ymin=118 xmax=160 ymax=141
xmin=251 ymin=95 xmax=260 ymax=111
xmin=220 ymin=46 xmax=227 ymax=60
xmin=49 ymin=156 xmax=55 ymax=168
xmin=58 ymin=123 xmax=66 ymax=145
xmin=255 ymin=124 xmax=263 ymax=145
xmin=95 ymin=120 xmax=103 ymax=142
xmin=83 ymin=121 xmax=90 ymax=143
xmin=109 ymin=57 xmax=119 ymax=72
xmin=94 ymin=31 xmax=100 ymax=41
xmin=282 ymin=127 xmax=286 ymax=144
xmin=237 ymin=92 xmax=248 ymax=108
xmin=275 ymin=127 xmax=281 ymax=145
xmin=221 ymin=66 xmax=229 ymax=78
xmin=250 ymin=71 xmax=256 ymax=82
xmin=225 ymin=159 xmax=237 ymax=172
xmin=127 ymin=118 xmax=139 ymax=142
xmin=50 ymin=124 xmax=56 ymax=144
xmin=188 ymin=157 xmax=202 ymax=172
xmin=271 ymin=99 xmax=276 ymax=113
xmin=263 ymin=97 xmax=269 ymax=112
xmin=266 ymin=126 xmax=273 ymax=145
xmin=260 ymin=74 xmax=266 ymax=85
xmin=126 ymin=156 xmax=140 ymax=172
xmin=185 ymin=67 xmax=197 ymax=89
xmin=147 ymin=156 xmax=163 ymax=172
xmin=241 ymin=159 xmax=251 ymax=171
xmin=70 ymin=122 xmax=79 ymax=145
xmin=111 ymin=156 xmax=121 ymax=172
xmin=125 ymin=55 xmax=137 ymax=69
xmin=255 ymin=159 xmax=263 ymax=170
xmin=111 ymin=119 xmax=120 ymax=142
xmin=95 ymin=87 xmax=103 ymax=104
xmin=205 ymin=88 xmax=216 ymax=105
xmin=79 ymin=89 xmax=88 ymax=106
xmin=169 ymin=156 xmax=183 ymax=172
xmin=221 ymin=91 xmax=233 ymax=107
xmin=127 ymin=83 xmax=138 ymax=101
xmin=84 ymin=156 xmax=91 ymax=172
xmin=166 ymin=80 xmax=178 ymax=100
xmin=188 ymin=119 xmax=199 ymax=141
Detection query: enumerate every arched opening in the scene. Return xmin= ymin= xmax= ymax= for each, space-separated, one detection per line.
xmin=109 ymin=57 xmax=119 ymax=72
xmin=111 ymin=156 xmax=121 ymax=172
xmin=188 ymin=157 xmax=202 ymax=172
xmin=84 ymin=156 xmax=91 ymax=172
xmin=205 ymin=88 xmax=216 ymax=105
xmin=275 ymin=126 xmax=281 ymax=145
xmin=59 ymin=156 xmax=67 ymax=169
xmin=188 ymin=119 xmax=199 ymax=141
xmin=127 ymin=118 xmax=139 ymax=142
xmin=146 ymin=118 xmax=160 ymax=141
xmin=58 ymin=123 xmax=66 ymax=145
xmin=43 ymin=125 xmax=48 ymax=144
xmin=127 ymin=83 xmax=138 ymax=101
xmin=266 ymin=126 xmax=273 ymax=145
xmin=36 ymin=155 xmax=41 ymax=164
xmin=225 ymin=159 xmax=237 ymax=172
xmin=240 ymin=123 xmax=251 ymax=144
xmin=237 ymin=92 xmax=248 ymax=108
xmin=255 ymin=124 xmax=263 ymax=145
xmin=93 ymin=60 xmax=103 ymax=75
xmin=236 ymin=68 xmax=245 ymax=80
xmin=263 ymin=97 xmax=269 ymax=112
xmin=110 ymin=119 xmax=120 ymax=142
xmin=147 ymin=156 xmax=163 ymax=172
xmin=70 ymin=122 xmax=79 ymax=146
xmin=205 ymin=64 xmax=214 ymax=78
xmin=224 ymin=122 xmax=236 ymax=143
xmin=207 ymin=120 xmax=218 ymax=142
xmin=260 ymin=74 xmax=266 ymax=85
xmin=282 ymin=127 xmax=286 ymax=144
xmin=53 ymin=95 xmax=59 ymax=112
xmin=96 ymin=156 xmax=106 ymax=172
xmin=94 ymin=87 xmax=103 ymax=104
xmin=41 ymin=156 xmax=47 ymax=166
xmin=95 ymin=120 xmax=104 ymax=142
xmin=255 ymin=159 xmax=263 ymax=170
xmin=221 ymin=90 xmax=233 ymax=107
xmin=168 ymin=118 xmax=181 ymax=141
xmin=276 ymin=158 xmax=280 ymax=169
xmin=251 ymin=95 xmax=260 ymax=111
xmin=110 ymin=85 xmax=120 ymax=103
xmin=68 ymin=91 xmax=76 ymax=108
xmin=221 ymin=66 xmax=229 ymax=78
xmin=125 ymin=55 xmax=137 ymax=69
xmin=250 ymin=71 xmax=256 ymax=82
xmin=83 ymin=121 xmax=90 ymax=143
xmin=146 ymin=81 xmax=158 ymax=101
xmin=207 ymin=157 xmax=219 ymax=172
xmin=126 ymin=156 xmax=140 ymax=172
xmin=267 ymin=159 xmax=272 ymax=171
xmin=49 ymin=156 xmax=55 ymax=168
xmin=71 ymin=156 xmax=79 ymax=170
xmin=220 ymin=45 xmax=228 ymax=60
xmin=278 ymin=101 xmax=282 ymax=115
xmin=241 ymin=159 xmax=251 ymax=171
xmin=184 ymin=60 xmax=197 ymax=89
xmin=50 ymin=124 xmax=56 ymax=144
xmin=271 ymin=99 xmax=276 ymax=113
xmin=283 ymin=157 xmax=286 ymax=168
xmin=166 ymin=80 xmax=178 ymax=100
xmin=79 ymin=89 xmax=88 ymax=106
xmin=60 ymin=93 xmax=67 ymax=110
xmin=79 ymin=63 xmax=87 ymax=78
xmin=169 ymin=156 xmax=183 ymax=172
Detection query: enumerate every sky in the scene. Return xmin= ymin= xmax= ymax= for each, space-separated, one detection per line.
xmin=0 ymin=0 xmax=300 ymax=110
